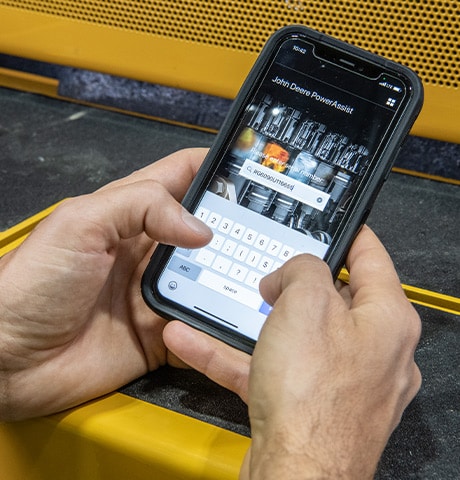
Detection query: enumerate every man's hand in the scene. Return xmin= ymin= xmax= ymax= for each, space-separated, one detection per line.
xmin=240 ymin=226 xmax=422 ymax=480
xmin=0 ymin=148 xmax=215 ymax=420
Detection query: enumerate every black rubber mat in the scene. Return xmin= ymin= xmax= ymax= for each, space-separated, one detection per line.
xmin=1 ymin=88 xmax=459 ymax=479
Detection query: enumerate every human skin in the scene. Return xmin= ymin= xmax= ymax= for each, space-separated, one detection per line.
xmin=0 ymin=146 xmax=421 ymax=479
xmin=0 ymin=148 xmax=219 ymax=420
xmin=165 ymin=226 xmax=422 ymax=479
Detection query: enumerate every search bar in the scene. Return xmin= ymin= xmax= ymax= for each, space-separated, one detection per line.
xmin=240 ymin=159 xmax=330 ymax=211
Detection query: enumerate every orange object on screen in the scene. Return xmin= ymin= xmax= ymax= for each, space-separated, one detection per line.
xmin=261 ymin=142 xmax=289 ymax=172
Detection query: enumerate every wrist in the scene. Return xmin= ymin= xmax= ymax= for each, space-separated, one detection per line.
xmin=248 ymin=423 xmax=329 ymax=480
xmin=250 ymin=452 xmax=330 ymax=480
xmin=248 ymin=420 xmax=378 ymax=480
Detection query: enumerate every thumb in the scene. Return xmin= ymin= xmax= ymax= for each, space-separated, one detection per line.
xmin=32 ymin=179 xmax=212 ymax=253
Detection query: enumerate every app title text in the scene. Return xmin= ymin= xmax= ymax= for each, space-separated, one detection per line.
xmin=272 ymin=75 xmax=354 ymax=115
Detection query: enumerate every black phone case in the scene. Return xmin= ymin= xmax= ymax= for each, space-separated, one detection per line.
xmin=142 ymin=25 xmax=424 ymax=354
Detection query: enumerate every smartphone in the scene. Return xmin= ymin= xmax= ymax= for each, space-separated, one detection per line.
xmin=142 ymin=25 xmax=423 ymax=354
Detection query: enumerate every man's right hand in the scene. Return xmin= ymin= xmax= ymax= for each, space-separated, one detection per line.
xmin=240 ymin=225 xmax=422 ymax=480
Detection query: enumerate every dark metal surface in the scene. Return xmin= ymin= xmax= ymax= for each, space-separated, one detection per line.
xmin=0 ymin=89 xmax=215 ymax=230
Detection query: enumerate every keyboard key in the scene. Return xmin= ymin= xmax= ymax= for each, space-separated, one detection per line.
xmin=228 ymin=263 xmax=249 ymax=282
xmin=222 ymin=239 xmax=237 ymax=256
xmin=245 ymin=271 xmax=264 ymax=289
xmin=230 ymin=223 xmax=246 ymax=240
xmin=267 ymin=239 xmax=282 ymax=257
xmin=206 ymin=212 xmax=222 ymax=229
xmin=279 ymin=245 xmax=295 ymax=261
xmin=195 ymin=248 xmax=216 ymax=267
xmin=254 ymin=233 xmax=270 ymax=251
xmin=209 ymin=234 xmax=225 ymax=251
xmin=168 ymin=257 xmax=201 ymax=281
xmin=258 ymin=256 xmax=274 ymax=273
xmin=218 ymin=217 xmax=234 ymax=234
xmin=259 ymin=301 xmax=273 ymax=315
xmin=195 ymin=206 xmax=210 ymax=222
xmin=175 ymin=247 xmax=192 ymax=258
xmin=212 ymin=255 xmax=232 ymax=275
xmin=273 ymin=261 xmax=283 ymax=271
xmin=234 ymin=245 xmax=250 ymax=262
xmin=242 ymin=228 xmax=257 ymax=245
xmin=246 ymin=250 xmax=261 ymax=268
xmin=198 ymin=270 xmax=263 ymax=310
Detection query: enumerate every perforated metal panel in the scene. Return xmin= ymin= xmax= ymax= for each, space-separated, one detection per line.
xmin=0 ymin=1 xmax=459 ymax=141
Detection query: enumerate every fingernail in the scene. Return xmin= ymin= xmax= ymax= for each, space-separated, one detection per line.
xmin=182 ymin=209 xmax=212 ymax=237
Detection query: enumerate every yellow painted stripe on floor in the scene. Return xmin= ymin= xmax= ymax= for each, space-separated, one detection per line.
xmin=391 ymin=166 xmax=460 ymax=186
xmin=338 ymin=269 xmax=460 ymax=316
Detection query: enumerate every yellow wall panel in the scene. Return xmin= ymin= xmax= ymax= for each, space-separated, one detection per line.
xmin=0 ymin=1 xmax=459 ymax=142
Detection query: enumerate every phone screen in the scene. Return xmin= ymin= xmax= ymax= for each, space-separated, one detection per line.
xmin=152 ymin=34 xmax=416 ymax=344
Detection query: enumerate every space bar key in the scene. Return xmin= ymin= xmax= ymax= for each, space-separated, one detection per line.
xmin=198 ymin=270 xmax=262 ymax=310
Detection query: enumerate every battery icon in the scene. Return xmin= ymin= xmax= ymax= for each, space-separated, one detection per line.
xmin=392 ymin=85 xmax=402 ymax=93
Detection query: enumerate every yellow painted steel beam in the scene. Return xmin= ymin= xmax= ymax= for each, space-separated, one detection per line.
xmin=0 ymin=392 xmax=249 ymax=480
xmin=339 ymin=270 xmax=460 ymax=317
xmin=400 ymin=284 xmax=460 ymax=317
xmin=0 ymin=66 xmax=221 ymax=134
xmin=391 ymin=167 xmax=460 ymax=187
xmin=0 ymin=66 xmax=59 ymax=97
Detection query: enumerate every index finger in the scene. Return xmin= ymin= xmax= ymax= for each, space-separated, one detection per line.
xmin=259 ymin=253 xmax=337 ymax=309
